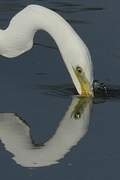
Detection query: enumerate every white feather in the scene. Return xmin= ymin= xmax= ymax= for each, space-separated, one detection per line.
xmin=0 ymin=97 xmax=92 ymax=167
xmin=0 ymin=5 xmax=93 ymax=95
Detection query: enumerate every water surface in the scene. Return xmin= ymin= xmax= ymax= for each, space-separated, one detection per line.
xmin=0 ymin=0 xmax=120 ymax=179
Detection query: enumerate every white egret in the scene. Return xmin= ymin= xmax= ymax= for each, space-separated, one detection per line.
xmin=0 ymin=97 xmax=92 ymax=167
xmin=0 ymin=5 xmax=93 ymax=96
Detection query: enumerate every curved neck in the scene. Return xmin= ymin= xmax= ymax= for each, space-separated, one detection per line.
xmin=0 ymin=97 xmax=91 ymax=167
xmin=2 ymin=5 xmax=93 ymax=95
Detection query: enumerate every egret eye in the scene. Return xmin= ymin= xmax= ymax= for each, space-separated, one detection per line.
xmin=74 ymin=112 xmax=81 ymax=119
xmin=76 ymin=66 xmax=82 ymax=73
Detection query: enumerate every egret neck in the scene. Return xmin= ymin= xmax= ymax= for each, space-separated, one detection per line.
xmin=0 ymin=5 xmax=93 ymax=96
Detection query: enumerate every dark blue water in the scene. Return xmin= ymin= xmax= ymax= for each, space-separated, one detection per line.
xmin=0 ymin=0 xmax=120 ymax=179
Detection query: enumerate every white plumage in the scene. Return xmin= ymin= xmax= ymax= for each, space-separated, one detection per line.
xmin=0 ymin=97 xmax=92 ymax=167
xmin=0 ymin=5 xmax=93 ymax=95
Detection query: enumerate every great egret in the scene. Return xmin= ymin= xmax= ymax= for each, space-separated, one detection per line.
xmin=0 ymin=5 xmax=93 ymax=97
xmin=0 ymin=97 xmax=92 ymax=167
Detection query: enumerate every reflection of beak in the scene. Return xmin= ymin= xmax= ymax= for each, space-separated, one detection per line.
xmin=0 ymin=96 xmax=92 ymax=168
xmin=73 ymin=67 xmax=93 ymax=97
xmin=71 ymin=97 xmax=92 ymax=119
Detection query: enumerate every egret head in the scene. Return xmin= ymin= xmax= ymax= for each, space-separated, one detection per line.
xmin=65 ymin=45 xmax=94 ymax=97
xmin=72 ymin=65 xmax=93 ymax=96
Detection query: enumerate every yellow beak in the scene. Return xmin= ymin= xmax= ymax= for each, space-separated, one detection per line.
xmin=72 ymin=66 xmax=93 ymax=97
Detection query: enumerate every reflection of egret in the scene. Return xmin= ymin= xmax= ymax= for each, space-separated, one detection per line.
xmin=0 ymin=97 xmax=92 ymax=167
xmin=0 ymin=5 xmax=93 ymax=96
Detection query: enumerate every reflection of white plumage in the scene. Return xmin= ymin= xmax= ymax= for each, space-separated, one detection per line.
xmin=0 ymin=97 xmax=92 ymax=167
xmin=0 ymin=5 xmax=93 ymax=96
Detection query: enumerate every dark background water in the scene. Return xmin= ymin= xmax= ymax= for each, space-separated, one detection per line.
xmin=0 ymin=0 xmax=120 ymax=179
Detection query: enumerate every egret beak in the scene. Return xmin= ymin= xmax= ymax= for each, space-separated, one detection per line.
xmin=71 ymin=97 xmax=91 ymax=120
xmin=72 ymin=66 xmax=93 ymax=97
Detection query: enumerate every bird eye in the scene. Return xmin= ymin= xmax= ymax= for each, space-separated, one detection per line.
xmin=74 ymin=112 xmax=80 ymax=119
xmin=76 ymin=66 xmax=82 ymax=73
